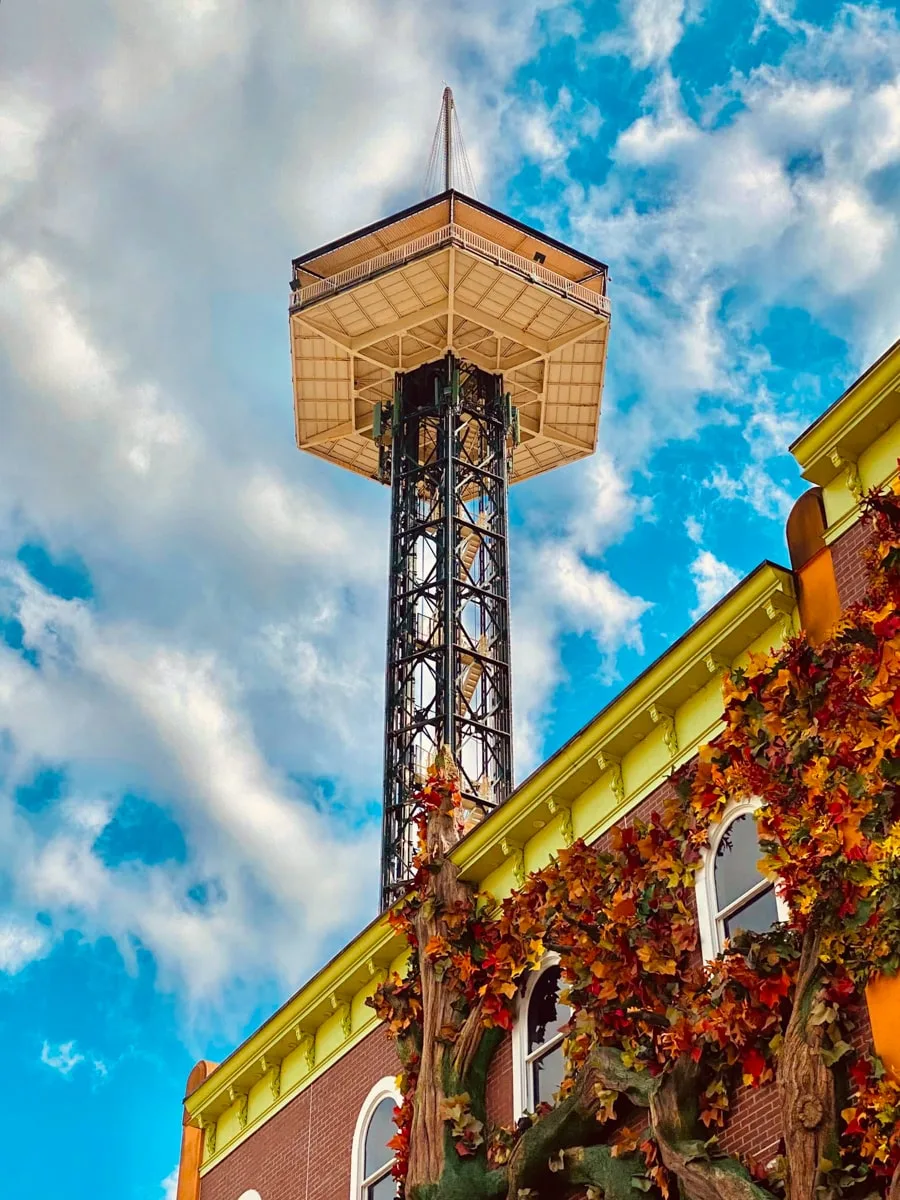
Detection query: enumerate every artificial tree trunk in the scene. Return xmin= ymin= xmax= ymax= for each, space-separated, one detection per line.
xmin=778 ymin=926 xmax=838 ymax=1200
xmin=503 ymin=1044 xmax=654 ymax=1199
xmin=650 ymin=1057 xmax=774 ymax=1200
xmin=404 ymin=758 xmax=515 ymax=1200
xmin=406 ymin=771 xmax=484 ymax=1195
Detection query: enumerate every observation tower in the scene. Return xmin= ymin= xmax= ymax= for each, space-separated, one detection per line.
xmin=288 ymin=90 xmax=611 ymax=909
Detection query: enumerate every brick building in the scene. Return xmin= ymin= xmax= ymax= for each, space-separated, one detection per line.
xmin=175 ymin=339 xmax=900 ymax=1200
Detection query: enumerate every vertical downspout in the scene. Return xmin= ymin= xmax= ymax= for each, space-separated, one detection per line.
xmin=176 ymin=1062 xmax=218 ymax=1200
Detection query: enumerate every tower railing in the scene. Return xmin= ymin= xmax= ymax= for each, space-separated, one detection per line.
xmin=292 ymin=224 xmax=610 ymax=317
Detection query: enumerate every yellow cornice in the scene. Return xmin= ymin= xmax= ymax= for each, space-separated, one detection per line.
xmin=185 ymin=916 xmax=399 ymax=1123
xmin=791 ymin=338 xmax=900 ymax=487
xmin=452 ymin=560 xmax=794 ymax=881
xmin=184 ymin=560 xmax=795 ymax=1164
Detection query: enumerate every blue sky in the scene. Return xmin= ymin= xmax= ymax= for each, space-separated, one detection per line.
xmin=1 ymin=0 xmax=899 ymax=1195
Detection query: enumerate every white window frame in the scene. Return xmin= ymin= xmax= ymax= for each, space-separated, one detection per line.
xmin=512 ymin=954 xmax=569 ymax=1118
xmin=349 ymin=1077 xmax=401 ymax=1200
xmin=695 ymin=799 xmax=788 ymax=962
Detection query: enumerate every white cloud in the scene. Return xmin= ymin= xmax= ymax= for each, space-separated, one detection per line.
xmin=161 ymin=1169 xmax=179 ymax=1200
xmin=40 ymin=1039 xmax=85 ymax=1077
xmin=744 ymin=405 xmax=805 ymax=459
xmin=550 ymin=545 xmax=650 ymax=654
xmin=689 ymin=549 xmax=741 ymax=620
xmin=565 ymin=3 xmax=900 ymax=484
xmin=752 ymin=0 xmax=797 ymax=40
xmin=0 ymin=90 xmax=49 ymax=209
xmin=565 ymin=451 xmax=652 ymax=556
xmin=704 ymin=463 xmax=795 ymax=522
xmin=685 ymin=516 xmax=703 ymax=544
xmin=0 ymin=918 xmax=50 ymax=973
xmin=513 ymin=535 xmax=650 ymax=771
xmin=0 ymin=566 xmax=379 ymax=1000
xmin=502 ymin=84 xmax=604 ymax=188
xmin=39 ymin=1038 xmax=109 ymax=1080
xmin=509 ymin=450 xmax=651 ymax=771
xmin=596 ymin=0 xmax=693 ymax=69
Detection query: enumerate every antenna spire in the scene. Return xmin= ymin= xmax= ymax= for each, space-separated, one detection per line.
xmin=425 ymin=88 xmax=478 ymax=198
xmin=443 ymin=86 xmax=453 ymax=192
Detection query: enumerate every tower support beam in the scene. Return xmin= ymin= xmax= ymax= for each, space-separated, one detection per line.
xmin=380 ymin=354 xmax=513 ymax=908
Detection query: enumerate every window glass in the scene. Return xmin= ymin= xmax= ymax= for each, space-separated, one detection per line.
xmin=364 ymin=1097 xmax=396 ymax=1180
xmin=724 ymin=886 xmax=778 ymax=939
xmin=531 ymin=1041 xmax=565 ymax=1106
xmin=714 ymin=813 xmax=765 ymax=908
xmin=368 ymin=1174 xmax=396 ymax=1200
xmin=527 ymin=966 xmax=566 ymax=1052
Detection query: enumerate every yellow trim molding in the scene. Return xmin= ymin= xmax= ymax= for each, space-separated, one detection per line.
xmin=791 ymin=338 xmax=900 ymax=487
xmin=791 ymin=339 xmax=900 ymax=538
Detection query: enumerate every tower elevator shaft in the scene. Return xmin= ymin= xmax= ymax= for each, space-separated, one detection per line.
xmin=380 ymin=354 xmax=514 ymax=909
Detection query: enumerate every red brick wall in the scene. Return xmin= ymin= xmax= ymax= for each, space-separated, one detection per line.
xmin=831 ymin=515 xmax=876 ymax=608
xmin=720 ymin=1082 xmax=781 ymax=1169
xmin=200 ymin=1026 xmax=398 ymax=1200
xmin=200 ymin=1021 xmax=518 ymax=1200
xmin=485 ymin=1031 xmax=513 ymax=1129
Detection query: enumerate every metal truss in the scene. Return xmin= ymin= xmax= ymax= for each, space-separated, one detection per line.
xmin=380 ymin=354 xmax=514 ymax=909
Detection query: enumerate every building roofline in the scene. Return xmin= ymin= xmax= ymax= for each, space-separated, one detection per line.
xmin=490 ymin=560 xmax=786 ymax=800
xmin=790 ymin=337 xmax=900 ymax=487
xmin=452 ymin=559 xmax=794 ymax=880
xmin=790 ymin=337 xmax=900 ymax=454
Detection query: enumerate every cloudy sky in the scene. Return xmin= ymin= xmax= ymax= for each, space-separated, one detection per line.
xmin=2 ymin=0 xmax=899 ymax=1194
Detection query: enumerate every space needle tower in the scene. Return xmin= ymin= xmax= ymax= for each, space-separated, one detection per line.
xmin=287 ymin=90 xmax=611 ymax=909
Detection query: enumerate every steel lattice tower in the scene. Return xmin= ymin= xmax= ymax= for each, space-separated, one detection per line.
xmin=288 ymin=91 xmax=611 ymax=909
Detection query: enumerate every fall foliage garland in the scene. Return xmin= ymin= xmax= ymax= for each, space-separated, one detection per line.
xmin=371 ymin=477 xmax=900 ymax=1199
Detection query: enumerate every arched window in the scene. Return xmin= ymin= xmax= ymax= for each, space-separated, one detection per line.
xmin=513 ymin=959 xmax=570 ymax=1116
xmin=350 ymin=1078 xmax=400 ymax=1200
xmin=696 ymin=802 xmax=786 ymax=960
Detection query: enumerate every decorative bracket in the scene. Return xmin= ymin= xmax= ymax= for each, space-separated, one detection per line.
xmin=764 ymin=599 xmax=794 ymax=643
xmin=259 ymin=1054 xmax=282 ymax=1102
xmin=330 ymin=992 xmax=353 ymax=1039
xmin=364 ymin=959 xmax=388 ymax=994
xmin=228 ymin=1085 xmax=249 ymax=1131
xmin=546 ymin=797 xmax=574 ymax=847
xmin=294 ymin=1025 xmax=316 ymax=1072
xmin=202 ymin=1119 xmax=217 ymax=1159
xmin=649 ymin=704 xmax=678 ymax=758
xmin=703 ymin=651 xmax=730 ymax=678
xmin=500 ymin=837 xmax=526 ymax=887
xmin=829 ymin=449 xmax=864 ymax=503
xmin=595 ymin=750 xmax=625 ymax=805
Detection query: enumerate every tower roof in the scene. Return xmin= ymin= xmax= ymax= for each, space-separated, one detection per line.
xmin=289 ymin=189 xmax=611 ymax=484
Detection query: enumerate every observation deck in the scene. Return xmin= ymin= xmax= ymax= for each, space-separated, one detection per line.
xmin=289 ymin=190 xmax=611 ymax=484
